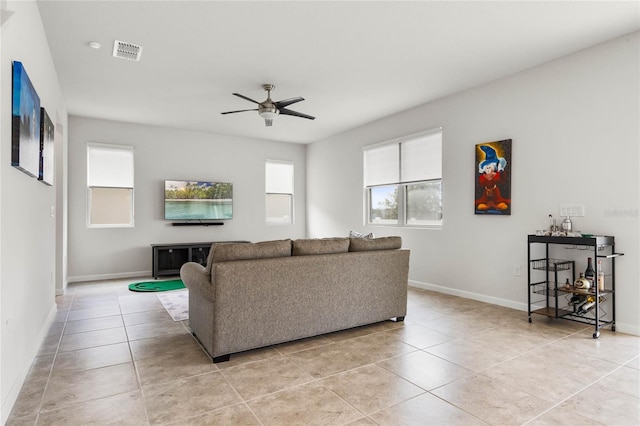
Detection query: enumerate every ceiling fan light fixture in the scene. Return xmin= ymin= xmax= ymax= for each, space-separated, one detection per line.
xmin=258 ymin=106 xmax=279 ymax=120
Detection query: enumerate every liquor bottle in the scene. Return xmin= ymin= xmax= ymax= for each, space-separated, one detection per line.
xmin=584 ymin=257 xmax=595 ymax=286
xmin=597 ymin=260 xmax=605 ymax=292
xmin=574 ymin=273 xmax=591 ymax=290
xmin=570 ymin=294 xmax=586 ymax=306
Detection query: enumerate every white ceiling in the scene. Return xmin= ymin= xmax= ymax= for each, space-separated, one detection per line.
xmin=36 ymin=1 xmax=639 ymax=144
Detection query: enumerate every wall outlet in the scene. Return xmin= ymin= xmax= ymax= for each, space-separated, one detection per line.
xmin=514 ymin=265 xmax=521 ymax=277
xmin=560 ymin=204 xmax=585 ymax=217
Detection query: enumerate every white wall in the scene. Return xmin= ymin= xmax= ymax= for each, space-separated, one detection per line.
xmin=307 ymin=32 xmax=640 ymax=335
xmin=67 ymin=117 xmax=307 ymax=281
xmin=0 ymin=1 xmax=68 ymax=422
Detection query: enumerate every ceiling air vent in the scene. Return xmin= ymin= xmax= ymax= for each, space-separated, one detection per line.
xmin=112 ymin=40 xmax=143 ymax=61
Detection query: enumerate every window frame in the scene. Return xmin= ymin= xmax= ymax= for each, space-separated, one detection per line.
xmin=265 ymin=159 xmax=294 ymax=225
xmin=86 ymin=142 xmax=135 ymax=228
xmin=363 ymin=128 xmax=443 ymax=229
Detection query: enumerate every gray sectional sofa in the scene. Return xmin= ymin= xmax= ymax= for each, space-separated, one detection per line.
xmin=180 ymin=236 xmax=410 ymax=362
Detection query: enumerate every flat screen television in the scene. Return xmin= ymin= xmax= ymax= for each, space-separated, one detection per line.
xmin=164 ymin=180 xmax=233 ymax=221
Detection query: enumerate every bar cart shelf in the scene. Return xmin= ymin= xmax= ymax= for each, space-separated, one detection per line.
xmin=527 ymin=235 xmax=623 ymax=339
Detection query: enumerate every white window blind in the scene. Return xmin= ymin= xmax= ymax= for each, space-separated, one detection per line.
xmin=401 ymin=132 xmax=442 ymax=182
xmin=87 ymin=144 xmax=134 ymax=188
xmin=364 ymin=144 xmax=399 ymax=186
xmin=265 ymin=160 xmax=293 ymax=194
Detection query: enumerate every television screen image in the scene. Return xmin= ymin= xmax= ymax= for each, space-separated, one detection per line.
xmin=164 ymin=180 xmax=233 ymax=220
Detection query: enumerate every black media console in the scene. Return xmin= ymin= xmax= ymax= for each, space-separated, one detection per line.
xmin=151 ymin=241 xmax=248 ymax=279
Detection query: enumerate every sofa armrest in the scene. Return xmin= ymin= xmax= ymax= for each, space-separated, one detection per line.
xmin=180 ymin=262 xmax=215 ymax=302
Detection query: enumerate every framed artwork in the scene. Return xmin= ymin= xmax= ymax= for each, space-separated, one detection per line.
xmin=11 ymin=61 xmax=41 ymax=178
xmin=39 ymin=108 xmax=54 ymax=185
xmin=475 ymin=139 xmax=512 ymax=215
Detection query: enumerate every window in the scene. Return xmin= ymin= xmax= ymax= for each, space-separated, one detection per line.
xmin=265 ymin=160 xmax=294 ymax=224
xmin=87 ymin=143 xmax=134 ymax=227
xmin=364 ymin=128 xmax=442 ymax=227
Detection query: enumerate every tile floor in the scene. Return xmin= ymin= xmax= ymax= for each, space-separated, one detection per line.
xmin=7 ymin=279 xmax=640 ymax=425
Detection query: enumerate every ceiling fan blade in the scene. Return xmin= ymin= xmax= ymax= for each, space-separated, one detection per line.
xmin=220 ymin=108 xmax=258 ymax=115
xmin=232 ymin=93 xmax=261 ymax=104
xmin=279 ymin=108 xmax=315 ymax=120
xmin=274 ymin=97 xmax=304 ymax=109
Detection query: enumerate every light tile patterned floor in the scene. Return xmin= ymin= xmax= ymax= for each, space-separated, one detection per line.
xmin=7 ymin=279 xmax=640 ymax=425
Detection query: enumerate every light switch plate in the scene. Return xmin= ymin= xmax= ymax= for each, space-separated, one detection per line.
xmin=560 ymin=204 xmax=585 ymax=217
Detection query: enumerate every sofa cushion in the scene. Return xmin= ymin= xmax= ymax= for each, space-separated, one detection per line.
xmin=254 ymin=239 xmax=292 ymax=259
xmin=349 ymin=230 xmax=374 ymax=239
xmin=292 ymin=237 xmax=350 ymax=256
xmin=205 ymin=243 xmax=219 ymax=275
xmin=349 ymin=236 xmax=402 ymax=252
xmin=205 ymin=240 xmax=291 ymax=274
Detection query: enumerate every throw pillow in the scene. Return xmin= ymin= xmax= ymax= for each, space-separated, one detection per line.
xmin=349 ymin=230 xmax=374 ymax=239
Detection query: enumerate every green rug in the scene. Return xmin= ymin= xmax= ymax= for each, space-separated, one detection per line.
xmin=128 ymin=279 xmax=185 ymax=292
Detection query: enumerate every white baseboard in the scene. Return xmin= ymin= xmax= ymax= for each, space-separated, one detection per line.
xmin=409 ymin=279 xmax=528 ymax=312
xmin=1 ymin=303 xmax=58 ymax=425
xmin=67 ymin=270 xmax=150 ymax=283
xmin=408 ymin=280 xmax=639 ymax=336
xmin=613 ymin=321 xmax=639 ymax=336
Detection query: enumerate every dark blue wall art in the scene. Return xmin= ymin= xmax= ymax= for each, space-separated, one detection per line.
xmin=12 ymin=61 xmax=41 ymax=178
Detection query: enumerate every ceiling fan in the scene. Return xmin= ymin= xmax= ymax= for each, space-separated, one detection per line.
xmin=221 ymin=84 xmax=315 ymax=127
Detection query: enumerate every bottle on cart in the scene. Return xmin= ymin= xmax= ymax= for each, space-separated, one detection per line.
xmin=597 ymin=260 xmax=605 ymax=291
xmin=577 ymin=295 xmax=595 ymax=314
xmin=570 ymin=294 xmax=586 ymax=306
xmin=574 ymin=273 xmax=591 ymax=290
xmin=577 ymin=295 xmax=606 ymax=315
xmin=585 ymin=257 xmax=595 ymax=287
